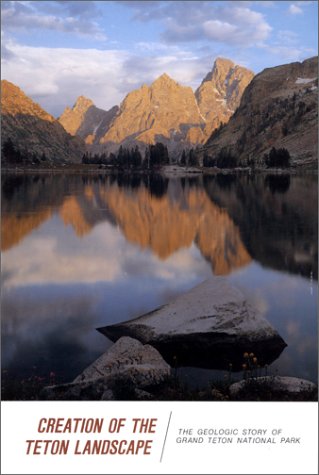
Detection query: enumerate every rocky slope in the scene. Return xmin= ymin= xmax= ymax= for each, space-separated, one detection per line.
xmin=58 ymin=58 xmax=253 ymax=155
xmin=195 ymin=57 xmax=254 ymax=138
xmin=58 ymin=96 xmax=118 ymax=145
xmin=198 ymin=56 xmax=318 ymax=167
xmin=1 ymin=80 xmax=85 ymax=163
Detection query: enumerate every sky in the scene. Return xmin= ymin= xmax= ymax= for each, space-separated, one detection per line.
xmin=1 ymin=0 xmax=318 ymax=117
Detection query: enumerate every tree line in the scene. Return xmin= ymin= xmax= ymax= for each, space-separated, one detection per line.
xmin=82 ymin=143 xmax=169 ymax=169
xmin=202 ymin=146 xmax=291 ymax=169
xmin=1 ymin=138 xmax=48 ymax=165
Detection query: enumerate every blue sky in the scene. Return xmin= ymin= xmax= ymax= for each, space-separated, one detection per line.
xmin=1 ymin=1 xmax=318 ymax=116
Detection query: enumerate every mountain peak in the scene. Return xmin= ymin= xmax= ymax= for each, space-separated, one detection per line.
xmin=1 ymin=80 xmax=85 ymax=163
xmin=195 ymin=57 xmax=254 ymax=138
xmin=214 ymin=57 xmax=235 ymax=68
xmin=1 ymin=79 xmax=54 ymax=122
xmin=1 ymin=79 xmax=21 ymax=94
xmin=152 ymin=73 xmax=178 ymax=87
xmin=200 ymin=57 xmax=254 ymax=86
xmin=73 ymin=96 xmax=94 ymax=111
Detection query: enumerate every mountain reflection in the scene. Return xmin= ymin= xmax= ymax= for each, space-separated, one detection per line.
xmin=1 ymin=173 xmax=317 ymax=279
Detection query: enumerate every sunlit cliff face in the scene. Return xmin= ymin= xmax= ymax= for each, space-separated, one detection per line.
xmin=1 ymin=80 xmax=85 ymax=162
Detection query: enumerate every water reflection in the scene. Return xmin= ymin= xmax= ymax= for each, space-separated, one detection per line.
xmin=203 ymin=174 xmax=318 ymax=279
xmin=1 ymin=173 xmax=317 ymax=396
xmin=2 ymin=173 xmax=317 ymax=278
xmin=2 ymin=174 xmax=252 ymax=274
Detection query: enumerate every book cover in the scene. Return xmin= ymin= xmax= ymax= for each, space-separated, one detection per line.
xmin=1 ymin=1 xmax=318 ymax=474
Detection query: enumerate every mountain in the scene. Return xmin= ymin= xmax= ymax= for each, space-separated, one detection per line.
xmin=195 ymin=57 xmax=254 ymax=138
xmin=58 ymin=58 xmax=253 ymax=155
xmin=58 ymin=96 xmax=119 ymax=145
xmin=1 ymin=80 xmax=85 ymax=163
xmin=99 ymin=73 xmax=206 ymax=152
xmin=199 ymin=56 xmax=318 ymax=168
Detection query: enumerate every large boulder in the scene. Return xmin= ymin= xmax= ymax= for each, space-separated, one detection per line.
xmin=74 ymin=336 xmax=170 ymax=387
xmin=41 ymin=337 xmax=170 ymax=400
xmin=99 ymin=278 xmax=287 ymax=370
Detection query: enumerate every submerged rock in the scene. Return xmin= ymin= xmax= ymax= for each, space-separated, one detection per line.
xmin=99 ymin=277 xmax=287 ymax=370
xmin=41 ymin=337 xmax=170 ymax=400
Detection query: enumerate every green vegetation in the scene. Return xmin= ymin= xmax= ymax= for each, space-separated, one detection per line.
xmin=1 ymin=138 xmax=48 ymax=165
xmin=82 ymin=142 xmax=169 ymax=169
xmin=178 ymin=148 xmax=198 ymax=167
xmin=263 ymin=147 xmax=291 ymax=168
xmin=203 ymin=147 xmax=238 ymax=169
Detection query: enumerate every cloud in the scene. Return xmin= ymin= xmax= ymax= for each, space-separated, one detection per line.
xmin=264 ymin=45 xmax=316 ymax=62
xmin=277 ymin=29 xmax=299 ymax=45
xmin=1 ymin=40 xmax=129 ymax=114
xmin=122 ymin=46 xmax=214 ymax=90
xmin=120 ymin=1 xmax=272 ymax=47
xmin=1 ymin=39 xmax=214 ymax=115
xmin=1 ymin=0 xmax=106 ymax=40
xmin=289 ymin=4 xmax=303 ymax=15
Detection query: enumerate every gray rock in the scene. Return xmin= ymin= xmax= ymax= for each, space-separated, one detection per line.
xmin=229 ymin=376 xmax=317 ymax=397
xmin=101 ymin=389 xmax=115 ymax=400
xmin=74 ymin=336 xmax=170 ymax=387
xmin=134 ymin=389 xmax=154 ymax=400
xmin=41 ymin=337 xmax=170 ymax=400
xmin=99 ymin=278 xmax=286 ymax=370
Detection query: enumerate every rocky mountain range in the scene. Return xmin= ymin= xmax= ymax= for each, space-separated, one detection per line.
xmin=59 ymin=96 xmax=119 ymax=145
xmin=58 ymin=57 xmax=254 ymax=155
xmin=2 ymin=56 xmax=317 ymax=167
xmin=1 ymin=80 xmax=85 ymax=163
xmin=198 ymin=56 xmax=318 ymax=167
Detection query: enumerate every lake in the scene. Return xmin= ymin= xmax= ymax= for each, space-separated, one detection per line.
xmin=1 ymin=172 xmax=317 ymax=398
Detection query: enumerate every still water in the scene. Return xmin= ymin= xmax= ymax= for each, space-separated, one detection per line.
xmin=1 ymin=173 xmax=317 ymax=397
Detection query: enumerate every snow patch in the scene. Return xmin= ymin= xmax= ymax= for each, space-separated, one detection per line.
xmin=196 ymin=103 xmax=206 ymax=122
xmin=93 ymin=119 xmax=104 ymax=135
xmin=216 ymin=99 xmax=226 ymax=106
xmin=295 ymin=77 xmax=317 ymax=84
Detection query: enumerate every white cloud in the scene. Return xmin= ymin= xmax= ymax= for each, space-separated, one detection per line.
xmin=277 ymin=29 xmax=299 ymax=45
xmin=1 ymin=40 xmax=129 ymax=114
xmin=289 ymin=4 xmax=303 ymax=14
xmin=1 ymin=0 xmax=106 ymax=40
xmin=120 ymin=1 xmax=272 ymax=47
xmin=265 ymin=45 xmax=315 ymax=62
xmin=1 ymin=39 xmax=214 ymax=116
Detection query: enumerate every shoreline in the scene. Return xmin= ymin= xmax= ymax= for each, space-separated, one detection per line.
xmin=1 ymin=164 xmax=317 ymax=176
